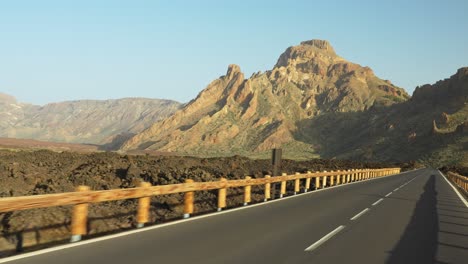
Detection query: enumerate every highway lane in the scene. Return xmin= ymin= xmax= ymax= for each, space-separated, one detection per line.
xmin=292 ymin=169 xmax=468 ymax=264
xmin=3 ymin=168 xmax=467 ymax=264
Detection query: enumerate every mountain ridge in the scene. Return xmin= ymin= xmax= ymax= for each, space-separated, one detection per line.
xmin=0 ymin=94 xmax=182 ymax=145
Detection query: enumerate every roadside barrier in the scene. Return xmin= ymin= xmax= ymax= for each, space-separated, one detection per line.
xmin=0 ymin=168 xmax=400 ymax=242
xmin=447 ymin=172 xmax=468 ymax=194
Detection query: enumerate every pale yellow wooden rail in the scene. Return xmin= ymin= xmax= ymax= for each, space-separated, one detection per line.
xmin=447 ymin=172 xmax=468 ymax=194
xmin=0 ymin=167 xmax=400 ymax=242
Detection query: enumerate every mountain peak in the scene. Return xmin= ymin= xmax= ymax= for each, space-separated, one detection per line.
xmin=121 ymin=39 xmax=411 ymax=154
xmin=300 ymin=39 xmax=335 ymax=52
xmin=275 ymin=39 xmax=338 ymax=68
xmin=226 ymin=64 xmax=242 ymax=79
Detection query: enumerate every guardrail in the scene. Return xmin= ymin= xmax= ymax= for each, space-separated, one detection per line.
xmin=447 ymin=171 xmax=468 ymax=194
xmin=0 ymin=167 xmax=400 ymax=242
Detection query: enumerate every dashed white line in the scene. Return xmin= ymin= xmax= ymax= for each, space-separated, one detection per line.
xmin=372 ymin=198 xmax=384 ymax=206
xmin=399 ymin=177 xmax=417 ymax=189
xmin=393 ymin=188 xmax=399 ymax=191
xmin=385 ymin=192 xmax=393 ymax=197
xmin=304 ymin=225 xmax=346 ymax=251
xmin=350 ymin=208 xmax=370 ymax=221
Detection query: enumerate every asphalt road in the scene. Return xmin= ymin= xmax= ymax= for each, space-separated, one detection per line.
xmin=3 ymin=168 xmax=467 ymax=264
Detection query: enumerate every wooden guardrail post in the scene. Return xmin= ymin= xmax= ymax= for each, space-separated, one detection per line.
xmin=183 ymin=179 xmax=194 ymax=219
xmin=244 ymin=176 xmax=251 ymax=206
xmin=217 ymin=178 xmax=227 ymax=211
xmin=264 ymin=175 xmax=271 ymax=202
xmin=322 ymin=171 xmax=328 ymax=188
xmin=280 ymin=173 xmax=287 ymax=198
xmin=336 ymin=170 xmax=341 ymax=185
xmin=351 ymin=169 xmax=355 ymax=182
xmin=305 ymin=171 xmax=311 ymax=192
xmin=70 ymin=185 xmax=90 ymax=242
xmin=330 ymin=171 xmax=335 ymax=186
xmin=346 ymin=170 xmax=350 ymax=183
xmin=136 ymin=182 xmax=151 ymax=228
xmin=315 ymin=174 xmax=320 ymax=190
xmin=294 ymin=173 xmax=300 ymax=194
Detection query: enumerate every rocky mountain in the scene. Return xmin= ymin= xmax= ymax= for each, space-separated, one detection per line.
xmin=300 ymin=67 xmax=467 ymax=167
xmin=121 ymin=40 xmax=410 ymax=157
xmin=0 ymin=95 xmax=181 ymax=146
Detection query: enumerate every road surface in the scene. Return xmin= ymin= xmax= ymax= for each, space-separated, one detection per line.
xmin=2 ymin=168 xmax=467 ymax=264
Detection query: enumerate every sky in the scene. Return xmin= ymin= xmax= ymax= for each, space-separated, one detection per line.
xmin=1 ymin=0 xmax=467 ymax=105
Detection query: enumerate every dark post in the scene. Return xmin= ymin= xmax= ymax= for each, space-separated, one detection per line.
xmin=271 ymin=148 xmax=282 ymax=198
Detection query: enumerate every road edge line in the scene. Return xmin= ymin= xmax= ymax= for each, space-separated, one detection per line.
xmin=438 ymin=170 xmax=468 ymax=208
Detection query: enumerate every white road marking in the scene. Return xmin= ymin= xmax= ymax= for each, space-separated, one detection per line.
xmin=399 ymin=176 xmax=418 ymax=189
xmin=393 ymin=188 xmax=399 ymax=191
xmin=385 ymin=192 xmax=393 ymax=197
xmin=438 ymin=170 xmax=468 ymax=208
xmin=304 ymin=225 xmax=346 ymax=251
xmin=372 ymin=198 xmax=384 ymax=206
xmin=350 ymin=208 xmax=370 ymax=221
xmin=0 ymin=168 xmax=424 ymax=263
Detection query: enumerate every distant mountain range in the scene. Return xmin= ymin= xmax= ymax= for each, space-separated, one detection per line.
xmin=2 ymin=39 xmax=466 ymax=166
xmin=0 ymin=95 xmax=181 ymax=147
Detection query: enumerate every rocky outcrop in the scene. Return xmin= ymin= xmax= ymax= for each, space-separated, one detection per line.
xmin=412 ymin=67 xmax=468 ymax=108
xmin=121 ymin=39 xmax=410 ymax=155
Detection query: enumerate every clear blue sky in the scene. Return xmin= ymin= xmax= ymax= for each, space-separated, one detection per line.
xmin=1 ymin=0 xmax=467 ymax=105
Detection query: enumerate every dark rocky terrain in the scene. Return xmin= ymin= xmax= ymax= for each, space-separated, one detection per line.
xmin=0 ymin=149 xmax=418 ymax=256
